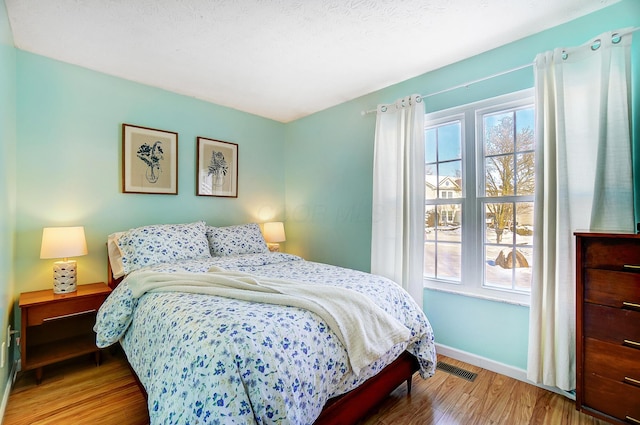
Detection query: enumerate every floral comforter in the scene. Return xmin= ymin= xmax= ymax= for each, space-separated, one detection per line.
xmin=94 ymin=253 xmax=436 ymax=425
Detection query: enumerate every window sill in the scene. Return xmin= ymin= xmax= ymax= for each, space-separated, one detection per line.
xmin=423 ymin=283 xmax=530 ymax=307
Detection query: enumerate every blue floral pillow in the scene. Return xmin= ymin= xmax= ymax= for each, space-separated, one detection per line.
xmin=206 ymin=223 xmax=269 ymax=256
xmin=118 ymin=221 xmax=211 ymax=274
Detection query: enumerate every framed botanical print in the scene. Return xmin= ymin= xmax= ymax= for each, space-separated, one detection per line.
xmin=196 ymin=137 xmax=238 ymax=197
xmin=122 ymin=124 xmax=178 ymax=194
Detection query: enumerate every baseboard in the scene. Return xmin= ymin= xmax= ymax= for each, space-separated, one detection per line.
xmin=435 ymin=343 xmax=575 ymax=400
xmin=0 ymin=359 xmax=20 ymax=421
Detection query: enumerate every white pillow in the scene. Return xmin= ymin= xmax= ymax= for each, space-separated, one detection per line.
xmin=118 ymin=221 xmax=211 ymax=274
xmin=107 ymin=232 xmax=125 ymax=279
xmin=206 ymin=223 xmax=269 ymax=256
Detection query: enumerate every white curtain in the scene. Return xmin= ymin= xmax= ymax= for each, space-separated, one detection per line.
xmin=528 ymin=29 xmax=635 ymax=391
xmin=371 ymin=95 xmax=425 ymax=305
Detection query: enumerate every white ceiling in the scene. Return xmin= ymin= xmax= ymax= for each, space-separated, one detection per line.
xmin=5 ymin=0 xmax=621 ymax=123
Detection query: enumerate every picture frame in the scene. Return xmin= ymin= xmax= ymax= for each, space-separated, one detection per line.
xmin=196 ymin=137 xmax=238 ymax=198
xmin=122 ymin=124 xmax=178 ymax=195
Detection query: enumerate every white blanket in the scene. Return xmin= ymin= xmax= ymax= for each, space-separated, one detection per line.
xmin=126 ymin=267 xmax=411 ymax=375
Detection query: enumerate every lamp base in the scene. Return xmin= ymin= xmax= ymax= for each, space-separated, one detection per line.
xmin=53 ymin=260 xmax=77 ymax=294
xmin=266 ymin=243 xmax=280 ymax=252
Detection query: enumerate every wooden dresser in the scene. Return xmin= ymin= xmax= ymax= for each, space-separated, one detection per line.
xmin=575 ymin=232 xmax=640 ymax=424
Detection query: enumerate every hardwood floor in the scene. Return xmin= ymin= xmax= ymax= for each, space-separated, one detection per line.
xmin=4 ymin=349 xmax=148 ymax=425
xmin=359 ymin=357 xmax=610 ymax=425
xmin=4 ymin=350 xmax=610 ymax=425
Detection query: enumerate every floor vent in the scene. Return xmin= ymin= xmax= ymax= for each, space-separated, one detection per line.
xmin=436 ymin=361 xmax=478 ymax=382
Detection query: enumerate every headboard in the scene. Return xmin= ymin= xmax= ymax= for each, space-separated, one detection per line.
xmin=107 ymin=251 xmax=124 ymax=289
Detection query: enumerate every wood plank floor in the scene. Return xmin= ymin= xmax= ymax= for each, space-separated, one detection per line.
xmin=4 ymin=349 xmax=610 ymax=425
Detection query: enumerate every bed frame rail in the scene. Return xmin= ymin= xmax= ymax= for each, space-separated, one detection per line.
xmin=314 ymin=351 xmax=419 ymax=425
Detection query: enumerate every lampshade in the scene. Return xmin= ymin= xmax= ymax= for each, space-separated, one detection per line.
xmin=263 ymin=222 xmax=286 ymax=243
xmin=40 ymin=226 xmax=88 ymax=294
xmin=40 ymin=226 xmax=88 ymax=259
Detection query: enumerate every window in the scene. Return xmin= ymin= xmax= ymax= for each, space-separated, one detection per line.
xmin=424 ymin=90 xmax=535 ymax=304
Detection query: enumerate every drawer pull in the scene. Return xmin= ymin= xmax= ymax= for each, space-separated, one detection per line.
xmin=627 ymin=416 xmax=640 ymax=424
xmin=42 ymin=309 xmax=97 ymax=322
xmin=624 ymin=376 xmax=640 ymax=387
xmin=624 ymin=339 xmax=640 ymax=349
xmin=623 ymin=301 xmax=640 ymax=311
xmin=623 ymin=264 xmax=640 ymax=270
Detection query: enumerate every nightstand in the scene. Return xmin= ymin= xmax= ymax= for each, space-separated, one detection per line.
xmin=19 ymin=282 xmax=111 ymax=383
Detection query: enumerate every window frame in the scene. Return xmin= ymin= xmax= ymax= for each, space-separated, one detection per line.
xmin=423 ymin=89 xmax=535 ymax=306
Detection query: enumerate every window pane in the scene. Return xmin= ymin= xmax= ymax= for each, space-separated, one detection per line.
xmin=485 ymin=202 xmax=513 ymax=245
xmin=425 ymin=206 xmax=436 ymax=241
xmin=438 ymin=161 xmax=462 ymax=198
xmin=437 ymin=242 xmax=461 ymax=281
xmin=436 ymin=205 xmax=461 ymax=240
xmin=424 ymin=204 xmax=462 ymax=281
xmin=516 ymin=153 xmax=535 ymax=195
xmin=425 ymin=172 xmax=437 ymax=200
xmin=485 ymin=246 xmax=514 ymax=290
xmin=514 ymin=247 xmax=533 ymax=292
xmin=438 ymin=122 xmax=461 ymax=162
xmin=485 ymin=154 xmax=515 ymax=197
xmin=484 ymin=201 xmax=532 ymax=293
xmin=515 ymin=202 xmax=534 ymax=245
xmin=426 ymin=128 xmax=437 ymax=163
xmin=424 ymin=242 xmax=435 ymax=278
xmin=484 ymin=112 xmax=514 ymax=156
xmin=515 ymin=108 xmax=534 ymax=152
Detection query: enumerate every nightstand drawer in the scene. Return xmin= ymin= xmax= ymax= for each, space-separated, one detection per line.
xmin=19 ymin=282 xmax=111 ymax=383
xmin=26 ymin=296 xmax=105 ymax=326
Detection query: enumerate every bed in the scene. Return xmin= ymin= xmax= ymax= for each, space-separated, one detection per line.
xmin=94 ymin=221 xmax=437 ymax=424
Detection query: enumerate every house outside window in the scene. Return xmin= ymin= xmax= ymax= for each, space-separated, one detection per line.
xmin=424 ymin=90 xmax=535 ymax=304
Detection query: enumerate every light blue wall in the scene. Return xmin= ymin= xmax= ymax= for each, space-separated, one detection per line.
xmin=15 ymin=52 xmax=287 ymax=293
xmin=285 ymin=98 xmax=376 ymax=271
xmin=285 ymin=0 xmax=640 ymax=369
xmin=0 ymin=0 xmax=16 ymax=409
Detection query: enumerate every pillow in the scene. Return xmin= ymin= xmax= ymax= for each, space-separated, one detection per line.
xmin=118 ymin=221 xmax=211 ymax=274
xmin=107 ymin=232 xmax=126 ymax=279
xmin=206 ymin=223 xmax=269 ymax=256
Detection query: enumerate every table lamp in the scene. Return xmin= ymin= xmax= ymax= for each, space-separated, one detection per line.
xmin=263 ymin=222 xmax=286 ymax=252
xmin=40 ymin=226 xmax=88 ymax=294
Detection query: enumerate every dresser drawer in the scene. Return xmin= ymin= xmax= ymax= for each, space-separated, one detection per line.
xmin=583 ymin=237 xmax=640 ymax=269
xmin=584 ymin=303 xmax=640 ymax=345
xmin=584 ymin=337 xmax=640 ymax=384
xmin=585 ymin=269 xmax=640 ymax=308
xmin=584 ymin=373 xmax=640 ymax=423
xmin=26 ymin=296 xmax=106 ymax=326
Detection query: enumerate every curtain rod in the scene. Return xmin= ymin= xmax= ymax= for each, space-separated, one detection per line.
xmin=361 ymin=62 xmax=533 ymax=115
xmin=362 ymin=26 xmax=640 ymax=116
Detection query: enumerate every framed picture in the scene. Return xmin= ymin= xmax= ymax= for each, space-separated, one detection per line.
xmin=122 ymin=124 xmax=178 ymax=194
xmin=196 ymin=137 xmax=238 ymax=197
